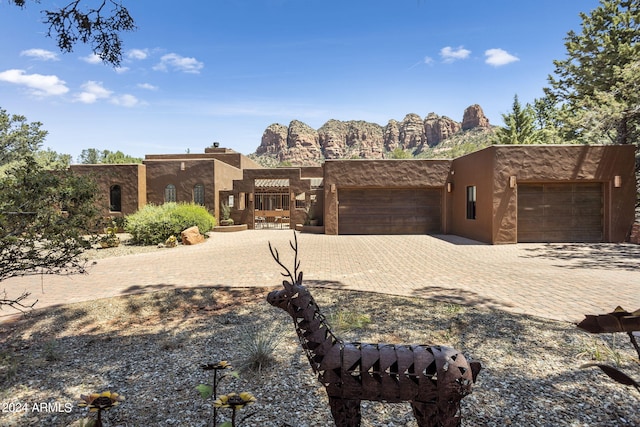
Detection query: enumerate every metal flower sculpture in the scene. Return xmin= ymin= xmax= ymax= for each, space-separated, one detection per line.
xmin=267 ymin=233 xmax=481 ymax=427
xmin=78 ymin=391 xmax=124 ymax=427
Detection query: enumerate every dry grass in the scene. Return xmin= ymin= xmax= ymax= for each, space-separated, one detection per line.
xmin=1 ymin=285 xmax=639 ymax=426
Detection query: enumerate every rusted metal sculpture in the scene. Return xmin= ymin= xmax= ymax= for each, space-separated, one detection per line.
xmin=267 ymin=234 xmax=480 ymax=427
xmin=577 ymin=306 xmax=640 ymax=393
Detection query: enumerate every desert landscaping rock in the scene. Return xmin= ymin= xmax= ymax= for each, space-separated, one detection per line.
xmin=181 ymin=226 xmax=205 ymax=245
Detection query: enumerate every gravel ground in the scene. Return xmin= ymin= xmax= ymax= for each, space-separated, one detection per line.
xmin=0 ymin=240 xmax=639 ymax=426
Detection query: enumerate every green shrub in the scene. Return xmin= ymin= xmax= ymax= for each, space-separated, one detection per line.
xmin=125 ymin=203 xmax=216 ymax=245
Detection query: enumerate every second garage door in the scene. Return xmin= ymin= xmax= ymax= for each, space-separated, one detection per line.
xmin=518 ymin=183 xmax=603 ymax=243
xmin=338 ymin=188 xmax=442 ymax=235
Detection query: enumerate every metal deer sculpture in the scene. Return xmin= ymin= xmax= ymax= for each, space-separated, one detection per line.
xmin=267 ymin=234 xmax=480 ymax=427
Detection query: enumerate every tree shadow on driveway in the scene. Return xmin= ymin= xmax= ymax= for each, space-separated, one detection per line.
xmin=519 ymin=243 xmax=640 ymax=272
xmin=411 ymin=285 xmax=515 ymax=312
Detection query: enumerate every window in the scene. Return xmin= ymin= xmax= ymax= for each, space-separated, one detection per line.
xmin=193 ymin=184 xmax=205 ymax=205
xmin=228 ymin=194 xmax=234 ymax=208
xmin=295 ymin=192 xmax=306 ymax=209
xmin=165 ymin=184 xmax=176 ymax=203
xmin=109 ymin=185 xmax=122 ymax=212
xmin=466 ymin=186 xmax=476 ymax=220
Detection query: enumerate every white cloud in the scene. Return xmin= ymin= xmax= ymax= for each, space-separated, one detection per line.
xmin=73 ymin=81 xmax=144 ymax=107
xmin=423 ymin=56 xmax=434 ymax=65
xmin=80 ymin=53 xmax=102 ymax=64
xmin=137 ymin=83 xmax=158 ymax=90
xmin=20 ymin=48 xmax=59 ymax=61
xmin=0 ymin=69 xmax=68 ymax=96
xmin=127 ymin=49 xmax=149 ymax=60
xmin=114 ymin=66 xmax=130 ymax=74
xmin=111 ymin=94 xmax=140 ymax=107
xmin=153 ymin=53 xmax=204 ymax=74
xmin=440 ymin=46 xmax=471 ymax=63
xmin=485 ymin=48 xmax=519 ymax=66
xmin=75 ymin=81 xmax=112 ymax=104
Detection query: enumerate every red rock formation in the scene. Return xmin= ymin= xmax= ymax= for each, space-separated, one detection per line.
xmin=255 ymin=105 xmax=492 ymax=164
xmin=424 ymin=113 xmax=462 ymax=147
xmin=383 ymin=119 xmax=400 ymax=151
xmin=286 ymin=120 xmax=322 ymax=165
xmin=398 ymin=113 xmax=425 ymax=150
xmin=462 ymin=104 xmax=490 ymax=130
xmin=257 ymin=123 xmax=288 ymax=158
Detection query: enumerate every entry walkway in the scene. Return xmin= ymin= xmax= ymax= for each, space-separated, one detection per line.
xmin=2 ymin=231 xmax=639 ymax=323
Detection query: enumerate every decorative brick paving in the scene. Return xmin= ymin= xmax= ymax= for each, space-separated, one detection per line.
xmin=2 ymin=231 xmax=639 ymax=323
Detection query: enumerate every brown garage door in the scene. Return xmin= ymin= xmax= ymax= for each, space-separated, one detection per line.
xmin=518 ymin=183 xmax=603 ymax=243
xmin=338 ymin=188 xmax=442 ymax=235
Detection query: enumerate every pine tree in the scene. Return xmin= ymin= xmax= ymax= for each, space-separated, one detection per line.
xmin=494 ymin=95 xmax=541 ymax=145
xmin=546 ymin=0 xmax=640 ymax=146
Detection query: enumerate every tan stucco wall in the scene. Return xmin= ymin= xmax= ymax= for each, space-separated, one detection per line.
xmin=449 ymin=148 xmax=495 ymax=243
xmin=449 ymin=145 xmax=636 ymax=243
xmin=70 ymin=164 xmax=146 ymax=218
xmin=213 ymin=160 xmax=244 ymax=220
xmin=490 ymin=144 xmax=636 ymax=243
xmin=144 ymin=159 xmax=215 ymax=212
xmin=144 ymin=158 xmax=243 ymax=220
xmin=145 ymin=151 xmax=263 ymax=170
xmin=323 ymin=159 xmax=452 ymax=235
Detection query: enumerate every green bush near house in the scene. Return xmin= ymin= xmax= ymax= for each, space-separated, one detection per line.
xmin=125 ymin=203 xmax=216 ymax=245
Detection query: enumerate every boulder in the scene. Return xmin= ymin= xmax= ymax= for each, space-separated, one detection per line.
xmin=181 ymin=226 xmax=205 ymax=245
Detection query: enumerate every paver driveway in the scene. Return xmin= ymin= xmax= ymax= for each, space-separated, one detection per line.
xmin=2 ymin=231 xmax=639 ymax=323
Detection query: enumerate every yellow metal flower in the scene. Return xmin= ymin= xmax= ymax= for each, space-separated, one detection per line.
xmin=201 ymin=360 xmax=232 ymax=371
xmin=78 ymin=391 xmax=125 ymax=412
xmin=213 ymin=392 xmax=256 ymax=410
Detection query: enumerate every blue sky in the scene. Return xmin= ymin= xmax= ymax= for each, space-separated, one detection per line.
xmin=0 ymin=0 xmax=600 ymax=162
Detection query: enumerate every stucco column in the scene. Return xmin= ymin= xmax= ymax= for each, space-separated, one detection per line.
xmin=324 ymin=186 xmax=338 ymax=235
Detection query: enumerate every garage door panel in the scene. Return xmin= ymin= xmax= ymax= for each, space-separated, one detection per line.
xmin=518 ymin=183 xmax=603 ymax=243
xmin=573 ymin=215 xmax=603 ymax=228
xmin=339 ymin=188 xmax=442 ymax=235
xmin=574 ymin=193 xmax=602 ymax=204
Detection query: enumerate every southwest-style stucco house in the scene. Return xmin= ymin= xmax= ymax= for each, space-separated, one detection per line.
xmin=70 ymin=144 xmax=637 ymax=244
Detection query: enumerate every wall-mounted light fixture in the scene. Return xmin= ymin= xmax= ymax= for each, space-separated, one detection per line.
xmin=249 ymin=193 xmax=254 ymax=202
xmin=614 ymin=175 xmax=622 ymax=188
xmin=180 ymin=161 xmax=185 ymax=171
xmin=330 ymin=184 xmax=336 ymax=193
xmin=509 ymin=176 xmax=517 ymax=188
xmin=447 ymin=182 xmax=453 ymax=193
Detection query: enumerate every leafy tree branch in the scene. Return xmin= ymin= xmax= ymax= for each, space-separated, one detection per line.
xmin=7 ymin=0 xmax=135 ymax=66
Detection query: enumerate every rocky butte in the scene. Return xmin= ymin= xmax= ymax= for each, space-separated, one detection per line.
xmin=254 ymin=104 xmax=491 ymax=165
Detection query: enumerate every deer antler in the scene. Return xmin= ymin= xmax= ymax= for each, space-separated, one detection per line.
xmin=269 ymin=232 xmax=303 ymax=286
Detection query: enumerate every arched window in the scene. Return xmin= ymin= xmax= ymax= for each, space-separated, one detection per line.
xmin=193 ymin=184 xmax=205 ymax=205
xmin=109 ymin=185 xmax=122 ymax=212
xmin=165 ymin=184 xmax=176 ymax=203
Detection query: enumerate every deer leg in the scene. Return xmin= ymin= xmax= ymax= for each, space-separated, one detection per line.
xmin=328 ymin=397 xmax=361 ymax=427
xmin=410 ymin=400 xmax=440 ymax=427
xmin=412 ymin=400 xmax=464 ymax=427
